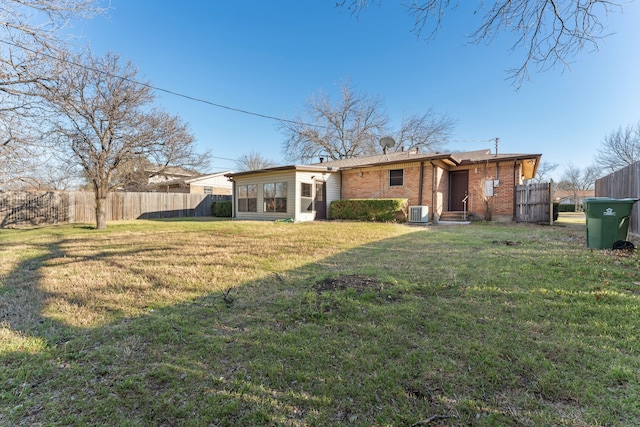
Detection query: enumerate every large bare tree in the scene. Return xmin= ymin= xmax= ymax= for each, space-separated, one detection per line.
xmin=594 ymin=122 xmax=640 ymax=174
xmin=0 ymin=0 xmax=104 ymax=186
xmin=395 ymin=109 xmax=455 ymax=153
xmin=235 ymin=151 xmax=276 ymax=171
xmin=339 ymin=1 xmax=625 ymax=86
xmin=557 ymin=163 xmax=600 ymax=211
xmin=281 ymin=80 xmax=454 ymax=163
xmin=281 ymin=81 xmax=388 ymax=163
xmin=38 ymin=51 xmax=209 ymax=229
xmin=530 ymin=160 xmax=559 ymax=183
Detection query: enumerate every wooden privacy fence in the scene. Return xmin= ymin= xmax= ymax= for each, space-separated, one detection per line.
xmin=0 ymin=191 xmax=226 ymax=228
xmin=595 ymin=161 xmax=640 ymax=235
xmin=515 ymin=182 xmax=553 ymax=224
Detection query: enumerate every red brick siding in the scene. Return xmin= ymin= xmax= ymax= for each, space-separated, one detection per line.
xmin=340 ymin=160 xmax=524 ymax=221
xmin=342 ymin=164 xmax=424 ymax=205
xmin=464 ymin=161 xmax=522 ymax=220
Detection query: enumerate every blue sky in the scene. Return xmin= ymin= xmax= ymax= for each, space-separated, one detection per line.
xmin=73 ymin=1 xmax=640 ymax=180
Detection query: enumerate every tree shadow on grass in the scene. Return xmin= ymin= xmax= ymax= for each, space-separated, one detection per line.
xmin=0 ymin=224 xmax=636 ymax=426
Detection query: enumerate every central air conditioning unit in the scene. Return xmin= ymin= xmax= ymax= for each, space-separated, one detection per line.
xmin=409 ymin=205 xmax=429 ymax=223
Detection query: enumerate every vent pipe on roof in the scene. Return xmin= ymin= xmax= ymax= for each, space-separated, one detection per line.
xmin=319 ymin=157 xmax=324 ymax=163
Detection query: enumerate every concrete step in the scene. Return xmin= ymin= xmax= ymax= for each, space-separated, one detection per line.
xmin=439 ymin=211 xmax=469 ymax=222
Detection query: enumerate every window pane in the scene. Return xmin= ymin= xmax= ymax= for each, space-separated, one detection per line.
xmin=389 ymin=169 xmax=404 ymax=186
xmin=264 ymin=198 xmax=275 ymax=212
xmin=315 ymin=183 xmax=323 ymax=201
xmin=301 ymin=197 xmax=313 ymax=212
xmin=239 ymin=185 xmax=248 ymax=198
xmin=275 ymin=198 xmax=287 ymax=212
xmin=247 ymin=184 xmax=257 ymax=198
xmin=301 ymin=183 xmax=312 ymax=198
xmin=248 ymin=198 xmax=257 ymax=212
xmin=238 ymin=199 xmax=248 ymax=212
xmin=276 ymin=182 xmax=287 ymax=197
xmin=264 ymin=183 xmax=275 ymax=198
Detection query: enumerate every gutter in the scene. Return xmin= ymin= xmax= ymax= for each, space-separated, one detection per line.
xmin=418 ymin=161 xmax=425 ymax=205
xmin=430 ymin=160 xmax=437 ymax=222
xmin=512 ymin=160 xmax=517 ymax=222
xmin=228 ymin=177 xmax=236 ymax=219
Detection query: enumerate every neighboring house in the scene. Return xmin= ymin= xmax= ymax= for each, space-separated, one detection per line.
xmin=149 ymin=170 xmax=233 ymax=195
xmin=225 ymin=148 xmax=541 ymax=222
xmin=147 ymin=166 xmax=198 ymax=185
xmin=554 ymin=189 xmax=594 ymax=210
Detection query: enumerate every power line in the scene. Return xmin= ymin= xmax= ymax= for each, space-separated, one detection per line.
xmin=0 ymin=38 xmax=498 ymax=145
xmin=0 ymin=38 xmax=312 ymax=127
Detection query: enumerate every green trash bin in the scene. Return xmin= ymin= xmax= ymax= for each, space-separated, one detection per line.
xmin=584 ymin=197 xmax=639 ymax=249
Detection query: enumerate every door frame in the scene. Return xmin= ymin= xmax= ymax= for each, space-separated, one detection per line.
xmin=448 ymin=170 xmax=469 ymax=211
xmin=314 ymin=181 xmax=327 ymax=220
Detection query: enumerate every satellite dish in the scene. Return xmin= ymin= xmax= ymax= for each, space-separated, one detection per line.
xmin=379 ymin=137 xmax=395 ymax=149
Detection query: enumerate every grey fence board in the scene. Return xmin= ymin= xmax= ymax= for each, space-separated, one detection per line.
xmin=515 ymin=182 xmax=552 ymax=223
xmin=0 ymin=191 xmax=225 ymax=228
xmin=595 ymin=162 xmax=640 ymax=235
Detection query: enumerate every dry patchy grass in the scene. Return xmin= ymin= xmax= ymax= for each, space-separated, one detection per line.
xmin=1 ymin=219 xmax=640 ymax=426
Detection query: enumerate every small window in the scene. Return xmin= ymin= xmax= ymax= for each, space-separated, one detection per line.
xmin=264 ymin=182 xmax=287 ymax=213
xmin=238 ymin=184 xmax=257 ymax=212
xmin=389 ymin=169 xmax=404 ymax=187
xmin=301 ymin=183 xmax=313 ymax=212
xmin=203 ymin=186 xmax=213 ymax=195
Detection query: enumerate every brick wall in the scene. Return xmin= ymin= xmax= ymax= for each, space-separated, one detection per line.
xmin=342 ymin=163 xmax=424 ymax=205
xmin=465 ymin=161 xmax=522 ymax=221
xmin=341 ymin=160 xmax=524 ymax=221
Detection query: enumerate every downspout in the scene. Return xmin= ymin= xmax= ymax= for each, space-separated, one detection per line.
xmin=418 ymin=161 xmax=425 ymax=205
xmin=231 ymin=178 xmax=236 ymax=219
xmin=430 ymin=161 xmax=436 ymax=222
xmin=512 ymin=160 xmax=517 ymax=222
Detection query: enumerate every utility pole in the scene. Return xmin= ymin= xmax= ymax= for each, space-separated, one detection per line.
xmin=494 ymin=137 xmax=499 ymax=156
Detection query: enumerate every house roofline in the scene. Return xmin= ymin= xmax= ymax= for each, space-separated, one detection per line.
xmin=225 ymin=165 xmax=338 ymax=179
xmin=335 ymin=153 xmax=460 ymax=170
xmin=184 ymin=171 xmax=234 ymax=183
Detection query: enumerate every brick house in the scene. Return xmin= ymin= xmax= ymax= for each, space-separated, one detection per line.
xmin=225 ymin=148 xmax=541 ymax=222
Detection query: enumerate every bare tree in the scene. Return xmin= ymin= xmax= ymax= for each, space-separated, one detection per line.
xmin=594 ymin=122 xmax=640 ymax=174
xmin=395 ymin=109 xmax=454 ymax=153
xmin=338 ymin=1 xmax=624 ymax=86
xmin=557 ymin=163 xmax=600 ymax=211
xmin=37 ymin=51 xmax=210 ymax=229
xmin=281 ymin=80 xmax=388 ymax=163
xmin=0 ymin=0 xmax=105 ymax=186
xmin=235 ymin=151 xmax=276 ymax=171
xmin=530 ymin=161 xmax=559 ymax=183
xmin=281 ymin=79 xmax=454 ymax=163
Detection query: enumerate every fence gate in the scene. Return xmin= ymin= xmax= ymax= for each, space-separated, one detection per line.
xmin=515 ymin=182 xmax=553 ymax=223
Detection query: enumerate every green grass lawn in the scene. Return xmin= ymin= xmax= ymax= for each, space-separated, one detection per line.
xmin=1 ymin=219 xmax=639 ymax=426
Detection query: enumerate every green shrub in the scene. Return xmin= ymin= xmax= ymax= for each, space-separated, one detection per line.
xmin=212 ymin=201 xmax=232 ymax=217
xmin=557 ymin=203 xmax=576 ymax=213
xmin=329 ymin=198 xmax=408 ymax=222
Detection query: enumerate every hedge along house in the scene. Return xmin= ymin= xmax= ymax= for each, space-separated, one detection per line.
xmin=225 ymin=148 xmax=541 ymax=222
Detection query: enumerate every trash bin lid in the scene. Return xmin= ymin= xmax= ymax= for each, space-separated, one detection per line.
xmin=584 ymin=197 xmax=639 ymax=203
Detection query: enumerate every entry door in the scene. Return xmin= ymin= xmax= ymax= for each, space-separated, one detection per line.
xmin=314 ymin=182 xmax=326 ymax=220
xmin=449 ymin=171 xmax=469 ymax=211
